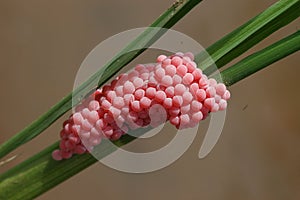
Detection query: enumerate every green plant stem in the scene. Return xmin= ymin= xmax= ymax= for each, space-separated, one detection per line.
xmin=0 ymin=128 xmax=149 ymax=200
xmin=215 ymin=30 xmax=300 ymax=85
xmin=1 ymin=31 xmax=299 ymax=200
xmin=0 ymin=0 xmax=203 ymax=160
xmin=195 ymin=0 xmax=300 ymax=74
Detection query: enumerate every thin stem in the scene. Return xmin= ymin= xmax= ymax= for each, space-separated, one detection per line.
xmin=195 ymin=0 xmax=300 ymax=74
xmin=215 ymin=30 xmax=300 ymax=86
xmin=0 ymin=128 xmax=149 ymax=200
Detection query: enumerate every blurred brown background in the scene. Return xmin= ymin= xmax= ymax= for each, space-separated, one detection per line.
xmin=0 ymin=0 xmax=299 ymax=199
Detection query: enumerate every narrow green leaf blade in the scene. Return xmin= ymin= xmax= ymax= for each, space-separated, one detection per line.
xmin=0 ymin=128 xmax=149 ymax=200
xmin=215 ymin=30 xmax=300 ymax=86
xmin=195 ymin=0 xmax=300 ymax=74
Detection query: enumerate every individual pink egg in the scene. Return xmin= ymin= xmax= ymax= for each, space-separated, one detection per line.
xmin=169 ymin=107 xmax=180 ymax=116
xmin=182 ymin=92 xmax=193 ymax=104
xmin=134 ymin=89 xmax=145 ymax=100
xmin=196 ymin=89 xmax=206 ymax=102
xmin=131 ymin=100 xmax=142 ymax=112
xmin=112 ymin=96 xmax=125 ymax=108
xmin=171 ymin=56 xmax=183 ymax=66
xmin=88 ymin=100 xmax=100 ymax=111
xmin=52 ymin=150 xmax=62 ymax=161
xmin=181 ymin=104 xmax=191 ymax=114
xmin=172 ymin=74 xmax=182 ymax=86
xmin=222 ymin=90 xmax=231 ymax=100
xmin=183 ymin=73 xmax=194 ymax=85
xmin=204 ymin=98 xmax=215 ymax=110
xmin=219 ymin=99 xmax=228 ymax=110
xmin=157 ymin=54 xmax=167 ymax=63
xmin=161 ymin=75 xmax=173 ymax=87
xmin=216 ymin=83 xmax=226 ymax=96
xmin=192 ymin=68 xmax=202 ymax=81
xmin=174 ymin=84 xmax=186 ymax=96
xmin=155 ymin=68 xmax=165 ymax=80
xmin=165 ymin=86 xmax=175 ymax=98
xmin=177 ymin=65 xmax=188 ymax=77
xmin=165 ymin=65 xmax=177 ymax=76
xmin=191 ymin=111 xmax=203 ymax=122
xmin=191 ymin=100 xmax=202 ymax=111
xmin=206 ymin=86 xmax=216 ymax=98
xmin=162 ymin=58 xmax=171 ymax=67
xmin=170 ymin=116 xmax=180 ymax=126
xmin=172 ymin=95 xmax=183 ymax=107
xmin=133 ymin=77 xmax=144 ymax=88
xmin=163 ymin=98 xmax=173 ymax=109
xmin=155 ymin=91 xmax=167 ymax=103
xmin=146 ymin=87 xmax=156 ymax=98
xmin=140 ymin=97 xmax=152 ymax=108
xmin=123 ymin=81 xmax=135 ymax=94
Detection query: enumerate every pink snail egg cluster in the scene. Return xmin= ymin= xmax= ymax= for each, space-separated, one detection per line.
xmin=52 ymin=52 xmax=230 ymax=160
